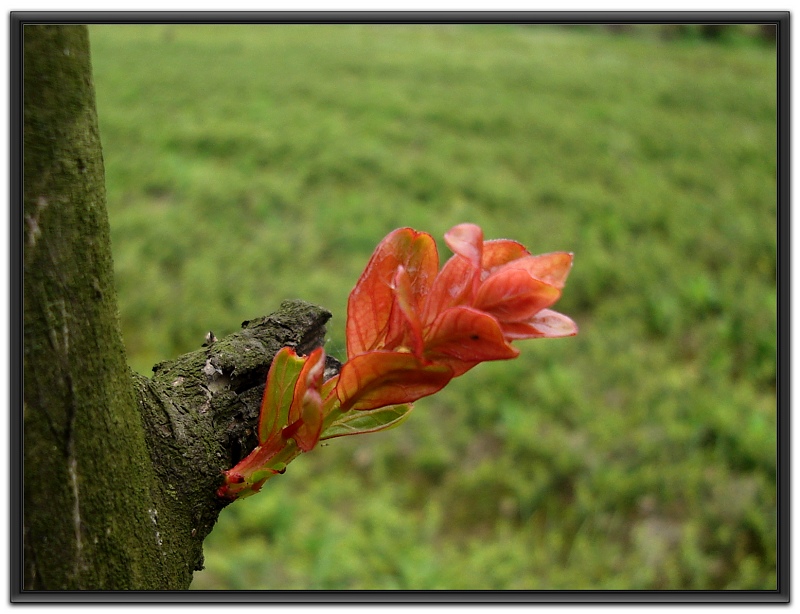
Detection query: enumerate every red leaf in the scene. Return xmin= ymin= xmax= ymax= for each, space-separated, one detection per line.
xmin=346 ymin=228 xmax=438 ymax=357
xmin=474 ymin=268 xmax=562 ymax=323
xmin=287 ymin=348 xmax=325 ymax=423
xmin=218 ymin=434 xmax=285 ymax=500
xmin=503 ymin=252 xmax=574 ymax=288
xmin=286 ymin=393 xmax=323 ymax=452
xmin=384 ymin=265 xmax=425 ymax=357
xmin=257 ymin=347 xmax=306 ymax=443
xmin=336 ymin=351 xmax=453 ymax=411
xmin=422 ymin=254 xmax=477 ymax=326
xmin=501 ymin=309 xmax=579 ymax=339
xmin=444 ymin=223 xmax=483 ymax=268
xmin=284 ymin=347 xmax=325 ymax=452
xmin=481 ymin=239 xmax=530 ymax=274
xmin=424 ymin=306 xmax=519 ymax=364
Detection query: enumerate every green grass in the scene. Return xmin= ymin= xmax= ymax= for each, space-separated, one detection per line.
xmin=89 ymin=24 xmax=777 ymax=590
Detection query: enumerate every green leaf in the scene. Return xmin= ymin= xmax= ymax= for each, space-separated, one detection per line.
xmin=320 ymin=404 xmax=414 ymax=440
xmin=258 ymin=347 xmax=306 ymax=443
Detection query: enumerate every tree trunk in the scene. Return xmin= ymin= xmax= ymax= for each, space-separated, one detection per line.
xmin=21 ymin=24 xmax=331 ymax=591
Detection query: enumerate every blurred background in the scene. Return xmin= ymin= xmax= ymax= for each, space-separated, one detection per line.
xmin=89 ymin=23 xmax=777 ymax=590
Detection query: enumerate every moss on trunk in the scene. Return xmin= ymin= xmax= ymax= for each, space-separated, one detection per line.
xmin=22 ymin=24 xmax=334 ymax=591
xmin=23 ymin=24 xmax=173 ymax=590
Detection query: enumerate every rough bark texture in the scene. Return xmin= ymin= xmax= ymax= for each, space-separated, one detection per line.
xmin=22 ymin=24 xmax=332 ymax=592
xmin=131 ymin=300 xmax=333 ymax=578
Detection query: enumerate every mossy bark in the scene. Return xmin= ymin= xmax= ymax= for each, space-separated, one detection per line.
xmin=130 ymin=300 xmax=333 ymax=579
xmin=22 ymin=24 xmax=333 ymax=591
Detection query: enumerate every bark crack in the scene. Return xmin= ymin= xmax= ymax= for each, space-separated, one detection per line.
xmin=67 ymin=455 xmax=82 ymax=579
xmin=25 ymin=195 xmax=50 ymax=251
xmin=41 ymin=290 xmax=84 ymax=578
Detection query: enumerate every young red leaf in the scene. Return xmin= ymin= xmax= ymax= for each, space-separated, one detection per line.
xmin=502 ymin=252 xmax=574 ymax=289
xmin=480 ymin=238 xmax=530 ymax=273
xmin=346 ymin=228 xmax=438 ymax=358
xmin=422 ymin=254 xmax=477 ymax=326
xmin=424 ymin=306 xmax=519 ymax=366
xmin=286 ymin=347 xmax=325 ymax=424
xmin=473 ymin=268 xmax=562 ymax=323
xmin=284 ymin=347 xmax=325 ymax=452
xmin=336 ymin=350 xmax=453 ymax=411
xmin=383 ymin=265 xmax=425 ymax=357
xmin=217 ymin=436 xmax=286 ymax=500
xmin=443 ymin=222 xmax=483 ymax=269
xmin=501 ymin=309 xmax=579 ymax=339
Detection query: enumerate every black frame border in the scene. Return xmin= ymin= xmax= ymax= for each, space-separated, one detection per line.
xmin=10 ymin=10 xmax=789 ymax=604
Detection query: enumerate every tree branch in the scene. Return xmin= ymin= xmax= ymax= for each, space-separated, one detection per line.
xmin=131 ymin=299 xmax=336 ymax=574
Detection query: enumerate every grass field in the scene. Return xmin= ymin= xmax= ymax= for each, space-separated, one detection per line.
xmin=89 ymin=24 xmax=778 ymax=590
